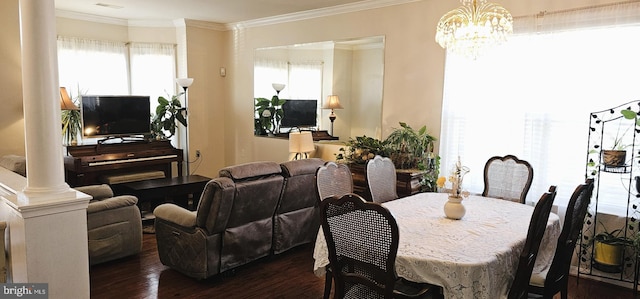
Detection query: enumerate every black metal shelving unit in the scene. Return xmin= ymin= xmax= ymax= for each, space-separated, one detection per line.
xmin=580 ymin=101 xmax=640 ymax=296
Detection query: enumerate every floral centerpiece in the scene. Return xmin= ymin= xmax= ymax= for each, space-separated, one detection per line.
xmin=437 ymin=157 xmax=470 ymax=199
xmin=437 ymin=157 xmax=470 ymax=220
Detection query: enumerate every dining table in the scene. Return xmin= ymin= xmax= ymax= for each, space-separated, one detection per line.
xmin=313 ymin=192 xmax=561 ymax=299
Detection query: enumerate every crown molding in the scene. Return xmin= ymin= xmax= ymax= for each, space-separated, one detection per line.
xmin=56 ymin=9 xmax=128 ymax=26
xmin=227 ymin=0 xmax=421 ymax=30
xmin=56 ymin=0 xmax=420 ymax=30
xmin=173 ymin=19 xmax=227 ymax=31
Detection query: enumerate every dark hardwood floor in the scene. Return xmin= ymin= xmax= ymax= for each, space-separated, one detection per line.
xmin=89 ymin=233 xmax=637 ymax=299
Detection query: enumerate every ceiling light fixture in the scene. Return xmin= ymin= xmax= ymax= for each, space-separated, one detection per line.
xmin=435 ymin=0 xmax=513 ymax=59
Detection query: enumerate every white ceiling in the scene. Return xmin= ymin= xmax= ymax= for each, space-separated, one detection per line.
xmin=54 ymin=0 xmax=394 ymax=25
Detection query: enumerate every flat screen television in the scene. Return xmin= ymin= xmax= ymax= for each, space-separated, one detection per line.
xmin=281 ymin=99 xmax=317 ymax=128
xmin=81 ymin=95 xmax=151 ymax=138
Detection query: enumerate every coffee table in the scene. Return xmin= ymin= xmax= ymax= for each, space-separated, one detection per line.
xmin=120 ymin=175 xmax=211 ymax=217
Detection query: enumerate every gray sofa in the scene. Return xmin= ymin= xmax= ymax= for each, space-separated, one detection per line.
xmin=153 ymin=158 xmax=324 ymax=279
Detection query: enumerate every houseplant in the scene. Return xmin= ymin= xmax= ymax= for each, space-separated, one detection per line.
xmin=336 ymin=135 xmax=388 ymax=164
xmin=61 ymin=89 xmax=82 ymax=146
xmin=151 ymin=93 xmax=187 ymax=140
xmin=384 ymin=122 xmax=439 ymax=192
xmin=336 ymin=122 xmax=440 ymax=192
xmin=254 ymin=95 xmax=286 ymax=135
xmin=593 ymin=222 xmax=633 ymax=272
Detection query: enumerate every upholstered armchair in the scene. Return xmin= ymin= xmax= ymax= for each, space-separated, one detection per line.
xmin=154 ymin=161 xmax=284 ymax=279
xmin=274 ymin=158 xmax=325 ymax=254
xmin=75 ymin=184 xmax=142 ymax=266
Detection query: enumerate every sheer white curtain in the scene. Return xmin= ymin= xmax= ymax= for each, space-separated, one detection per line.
xmin=129 ymin=42 xmax=177 ymax=112
xmin=287 ymin=61 xmax=323 ymax=101
xmin=254 ymin=59 xmax=287 ymax=99
xmin=57 ymin=36 xmax=128 ymax=97
xmin=439 ymin=2 xmax=640 ymax=214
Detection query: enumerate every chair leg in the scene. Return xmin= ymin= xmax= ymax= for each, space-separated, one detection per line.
xmin=323 ymin=271 xmax=332 ymax=299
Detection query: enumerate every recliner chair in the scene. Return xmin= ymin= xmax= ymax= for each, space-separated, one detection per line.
xmin=75 ymin=184 xmax=143 ymax=266
xmin=154 ymin=161 xmax=284 ymax=279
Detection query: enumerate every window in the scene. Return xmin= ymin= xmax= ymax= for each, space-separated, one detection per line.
xmin=57 ymin=37 xmax=176 ymax=114
xmin=439 ymin=3 xmax=640 ymax=214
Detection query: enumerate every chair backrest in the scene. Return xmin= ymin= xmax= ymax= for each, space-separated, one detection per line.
xmin=366 ymin=155 xmax=398 ymax=203
xmin=274 ymin=158 xmax=325 ymax=254
xmin=320 ymin=193 xmax=399 ymax=298
xmin=543 ymin=178 xmax=594 ymax=290
xmin=482 ymin=155 xmax=534 ymax=204
xmin=508 ymin=186 xmax=557 ymax=299
xmin=315 ymin=161 xmax=354 ymax=202
xmin=217 ymin=161 xmax=284 ymax=271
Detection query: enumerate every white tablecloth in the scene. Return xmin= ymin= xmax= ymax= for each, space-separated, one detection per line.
xmin=313 ymin=193 xmax=561 ymax=299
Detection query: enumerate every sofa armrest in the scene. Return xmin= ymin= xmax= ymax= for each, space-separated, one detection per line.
xmin=87 ymin=195 xmax=138 ymax=214
xmin=154 ymin=203 xmax=197 ymax=228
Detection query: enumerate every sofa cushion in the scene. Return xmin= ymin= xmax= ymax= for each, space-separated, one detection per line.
xmin=0 ymin=155 xmax=26 ymax=177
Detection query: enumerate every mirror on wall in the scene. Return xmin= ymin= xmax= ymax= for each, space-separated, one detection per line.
xmin=254 ymin=36 xmax=385 ymax=142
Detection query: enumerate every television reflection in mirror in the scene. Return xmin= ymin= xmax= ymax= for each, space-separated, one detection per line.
xmin=280 ymin=99 xmax=317 ymax=131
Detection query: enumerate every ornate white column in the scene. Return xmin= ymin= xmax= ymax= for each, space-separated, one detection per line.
xmin=0 ymin=1 xmax=92 ymax=298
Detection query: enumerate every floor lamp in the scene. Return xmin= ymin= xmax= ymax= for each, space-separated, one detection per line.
xmin=176 ymin=78 xmax=194 ymax=176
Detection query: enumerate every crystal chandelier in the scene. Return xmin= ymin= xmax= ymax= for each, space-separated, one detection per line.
xmin=435 ymin=0 xmax=513 ymax=59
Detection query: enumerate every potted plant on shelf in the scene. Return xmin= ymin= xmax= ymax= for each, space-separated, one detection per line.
xmin=335 ymin=122 xmax=440 ymax=193
xmin=601 ymin=122 xmax=631 ymax=167
xmin=384 ymin=122 xmax=439 ymax=192
xmin=336 ymin=135 xmax=388 ymax=165
xmin=593 ymin=222 xmax=633 ymax=272
xmin=151 ymin=93 xmax=187 ymax=140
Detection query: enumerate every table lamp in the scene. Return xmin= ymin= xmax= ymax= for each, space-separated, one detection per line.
xmin=322 ymin=95 xmax=343 ymax=136
xmin=289 ymin=131 xmax=315 ymax=160
xmin=60 ymin=87 xmax=79 ymax=110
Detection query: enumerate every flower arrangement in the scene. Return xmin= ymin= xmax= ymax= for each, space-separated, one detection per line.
xmin=437 ymin=157 xmax=470 ymax=199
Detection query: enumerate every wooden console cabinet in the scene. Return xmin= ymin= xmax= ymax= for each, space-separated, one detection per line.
xmin=348 ymin=163 xmax=427 ymax=201
xmin=64 ymin=140 xmax=183 ymax=187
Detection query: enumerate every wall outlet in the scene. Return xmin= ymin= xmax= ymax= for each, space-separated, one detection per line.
xmin=195 ymin=150 xmax=201 ymax=157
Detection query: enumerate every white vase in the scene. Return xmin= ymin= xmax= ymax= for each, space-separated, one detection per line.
xmin=444 ymin=196 xmax=466 ymax=220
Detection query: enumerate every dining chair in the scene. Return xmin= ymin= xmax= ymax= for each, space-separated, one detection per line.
xmin=482 ymin=155 xmax=534 ymax=204
xmin=527 ymin=178 xmax=594 ymax=299
xmin=320 ymin=193 xmax=442 ymax=299
xmin=366 ymin=155 xmax=399 ymax=203
xmin=315 ymin=161 xmax=355 ymax=299
xmin=316 ymin=161 xmax=354 ymax=201
xmin=507 ymin=186 xmax=557 ymax=299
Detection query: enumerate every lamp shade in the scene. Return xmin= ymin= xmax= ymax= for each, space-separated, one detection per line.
xmin=272 ymin=83 xmax=286 ymax=92
xmin=176 ymin=78 xmax=194 ymax=88
xmin=323 ymin=95 xmax=343 ymax=110
xmin=60 ymin=87 xmax=79 ymax=110
xmin=289 ymin=131 xmax=315 ymax=154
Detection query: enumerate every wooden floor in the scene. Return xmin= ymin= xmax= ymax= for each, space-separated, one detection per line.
xmin=89 ymin=233 xmax=637 ymax=299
